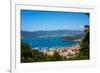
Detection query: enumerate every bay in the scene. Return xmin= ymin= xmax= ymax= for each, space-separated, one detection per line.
xmin=21 ymin=37 xmax=79 ymax=50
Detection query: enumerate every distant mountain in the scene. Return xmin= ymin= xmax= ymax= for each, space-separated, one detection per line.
xmin=21 ymin=30 xmax=84 ymax=38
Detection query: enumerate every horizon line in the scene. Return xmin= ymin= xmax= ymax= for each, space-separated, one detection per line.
xmin=21 ymin=29 xmax=83 ymax=32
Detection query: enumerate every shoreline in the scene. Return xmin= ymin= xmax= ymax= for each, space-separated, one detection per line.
xmin=40 ymin=44 xmax=81 ymax=58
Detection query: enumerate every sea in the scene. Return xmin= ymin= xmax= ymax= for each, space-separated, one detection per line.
xmin=21 ymin=36 xmax=79 ymax=50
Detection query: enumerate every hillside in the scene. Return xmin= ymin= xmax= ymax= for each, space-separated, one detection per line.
xmin=21 ymin=30 xmax=84 ymax=38
xmin=63 ymin=34 xmax=84 ymax=41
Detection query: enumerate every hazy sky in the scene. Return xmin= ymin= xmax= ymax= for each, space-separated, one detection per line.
xmin=21 ymin=9 xmax=89 ymax=31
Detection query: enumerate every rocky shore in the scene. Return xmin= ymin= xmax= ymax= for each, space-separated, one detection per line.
xmin=40 ymin=45 xmax=81 ymax=58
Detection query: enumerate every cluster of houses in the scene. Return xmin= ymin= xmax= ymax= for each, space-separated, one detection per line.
xmin=41 ymin=45 xmax=80 ymax=58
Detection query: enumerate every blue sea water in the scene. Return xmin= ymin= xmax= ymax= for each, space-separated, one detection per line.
xmin=21 ymin=37 xmax=79 ymax=50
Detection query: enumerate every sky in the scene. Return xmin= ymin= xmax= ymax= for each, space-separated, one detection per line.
xmin=21 ymin=9 xmax=89 ymax=31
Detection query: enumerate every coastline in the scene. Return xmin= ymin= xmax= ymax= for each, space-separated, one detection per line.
xmin=40 ymin=44 xmax=81 ymax=58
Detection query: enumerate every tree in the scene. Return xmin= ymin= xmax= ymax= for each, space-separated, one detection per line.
xmin=21 ymin=42 xmax=49 ymax=62
xmin=21 ymin=43 xmax=33 ymax=62
xmin=49 ymin=51 xmax=63 ymax=61
xmin=80 ymin=25 xmax=90 ymax=59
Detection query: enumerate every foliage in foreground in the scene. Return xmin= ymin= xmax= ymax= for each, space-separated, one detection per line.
xmin=80 ymin=25 xmax=90 ymax=59
xmin=21 ymin=43 xmax=66 ymax=62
